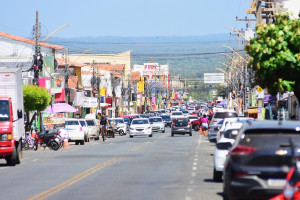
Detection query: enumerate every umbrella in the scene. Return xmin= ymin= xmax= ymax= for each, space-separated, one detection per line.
xmin=43 ymin=103 xmax=77 ymax=113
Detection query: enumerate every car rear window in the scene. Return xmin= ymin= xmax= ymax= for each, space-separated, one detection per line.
xmin=161 ymin=115 xmax=171 ymax=120
xmin=86 ymin=120 xmax=95 ymax=126
xmin=123 ymin=118 xmax=130 ymax=123
xmin=174 ymin=118 xmax=189 ymax=126
xmin=66 ymin=120 xmax=79 ymax=125
xmin=79 ymin=121 xmax=86 ymax=127
xmin=224 ymin=129 xmax=240 ymax=139
xmin=214 ymin=112 xmax=238 ymax=119
xmin=132 ymin=119 xmax=149 ymax=124
xmin=240 ymin=129 xmax=300 ymax=148
xmin=173 ymin=112 xmax=183 ymax=115
xmin=149 ymin=118 xmax=162 ymax=122
xmin=189 ymin=116 xmax=198 ymax=120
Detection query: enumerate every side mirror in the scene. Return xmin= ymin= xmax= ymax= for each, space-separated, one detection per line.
xmin=17 ymin=109 xmax=23 ymax=119
xmin=216 ymin=142 xmax=232 ymax=150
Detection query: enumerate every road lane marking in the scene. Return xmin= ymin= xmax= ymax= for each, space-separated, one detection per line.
xmin=192 ymin=166 xmax=197 ymax=170
xmin=192 ymin=172 xmax=196 ymax=177
xmin=28 ymin=158 xmax=118 ymax=200
xmin=194 ymin=158 xmax=198 ymax=162
xmin=32 ymin=159 xmax=39 ymax=162
xmin=185 ymin=196 xmax=192 ymax=200
xmin=128 ymin=134 xmax=166 ymax=152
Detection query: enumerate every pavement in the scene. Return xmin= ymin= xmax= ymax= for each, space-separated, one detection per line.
xmin=0 ymin=128 xmax=223 ymax=200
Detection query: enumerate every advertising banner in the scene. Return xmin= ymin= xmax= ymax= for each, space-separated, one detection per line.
xmin=204 ymin=73 xmax=224 ymax=83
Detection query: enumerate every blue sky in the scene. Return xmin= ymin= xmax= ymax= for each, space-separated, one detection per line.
xmin=0 ymin=0 xmax=253 ymax=38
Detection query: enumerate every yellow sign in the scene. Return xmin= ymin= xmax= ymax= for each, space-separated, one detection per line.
xmin=256 ymin=86 xmax=263 ymax=93
xmin=138 ymin=77 xmax=144 ymax=94
xmin=100 ymin=88 xmax=106 ymax=96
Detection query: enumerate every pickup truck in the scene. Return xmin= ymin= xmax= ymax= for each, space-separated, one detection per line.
xmin=0 ymin=68 xmax=25 ymax=166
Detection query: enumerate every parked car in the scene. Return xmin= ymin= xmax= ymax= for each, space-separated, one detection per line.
xmin=188 ymin=106 xmax=195 ymax=114
xmin=113 ymin=118 xmax=127 ymax=136
xmin=149 ymin=117 xmax=165 ymax=133
xmin=64 ymin=118 xmax=85 ymax=145
xmin=223 ymin=120 xmax=300 ymax=200
xmin=161 ymin=114 xmax=172 ymax=127
xmin=213 ymin=122 xmax=243 ymax=182
xmin=171 ymin=111 xmax=184 ymax=119
xmin=216 ymin=117 xmax=254 ymax=142
xmin=78 ymin=119 xmax=91 ymax=142
xmin=171 ymin=117 xmax=192 ymax=137
xmin=208 ymin=119 xmax=224 ymax=142
xmin=129 ymin=118 xmax=152 ymax=138
xmin=85 ymin=119 xmax=100 ymax=140
xmin=210 ymin=111 xmax=238 ymax=127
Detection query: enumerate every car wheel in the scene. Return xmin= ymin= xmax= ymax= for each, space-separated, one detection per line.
xmin=119 ymin=130 xmax=124 ymax=136
xmin=80 ymin=140 xmax=85 ymax=145
xmin=130 ymin=135 xmax=133 ymax=138
xmin=171 ymin=133 xmax=174 ymax=137
xmin=189 ymin=132 xmax=192 ymax=136
xmin=162 ymin=129 xmax=165 ymax=133
xmin=149 ymin=134 xmax=153 ymax=137
xmin=194 ymin=125 xmax=200 ymax=131
xmin=75 ymin=141 xmax=79 ymax=145
xmin=95 ymin=133 xmax=100 ymax=140
xmin=213 ymin=168 xmax=222 ymax=182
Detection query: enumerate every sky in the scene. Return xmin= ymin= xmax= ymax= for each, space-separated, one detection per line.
xmin=0 ymin=0 xmax=254 ymax=38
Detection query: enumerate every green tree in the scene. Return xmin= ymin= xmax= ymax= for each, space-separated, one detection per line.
xmin=246 ymin=13 xmax=300 ymax=99
xmin=23 ymin=85 xmax=51 ymax=131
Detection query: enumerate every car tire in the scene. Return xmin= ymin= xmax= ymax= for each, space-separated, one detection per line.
xmin=6 ymin=143 xmax=20 ymax=166
xmin=80 ymin=140 xmax=85 ymax=145
xmin=130 ymin=135 xmax=133 ymax=138
xmin=213 ymin=168 xmax=223 ymax=182
xmin=162 ymin=129 xmax=165 ymax=133
xmin=95 ymin=133 xmax=100 ymax=140
xmin=171 ymin=133 xmax=174 ymax=137
xmin=189 ymin=132 xmax=192 ymax=136
xmin=194 ymin=125 xmax=200 ymax=131
xmin=149 ymin=134 xmax=153 ymax=137
xmin=75 ymin=141 xmax=79 ymax=145
xmin=119 ymin=130 xmax=124 ymax=136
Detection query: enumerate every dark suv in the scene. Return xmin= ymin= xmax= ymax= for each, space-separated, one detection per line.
xmin=223 ymin=120 xmax=300 ymax=200
xmin=171 ymin=117 xmax=192 ymax=137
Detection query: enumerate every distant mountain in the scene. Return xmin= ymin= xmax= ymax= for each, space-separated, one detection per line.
xmin=48 ymin=34 xmax=239 ymax=78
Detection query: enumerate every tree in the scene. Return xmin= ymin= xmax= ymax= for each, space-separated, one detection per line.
xmin=246 ymin=13 xmax=300 ymax=99
xmin=23 ymin=85 xmax=51 ymax=131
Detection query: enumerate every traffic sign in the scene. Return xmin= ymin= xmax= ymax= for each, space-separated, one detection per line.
xmin=256 ymin=86 xmax=263 ymax=93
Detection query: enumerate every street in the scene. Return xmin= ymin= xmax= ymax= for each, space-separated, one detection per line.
xmin=0 ymin=128 xmax=222 ymax=200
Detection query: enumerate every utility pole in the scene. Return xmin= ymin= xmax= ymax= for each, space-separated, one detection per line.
xmin=127 ymin=66 xmax=132 ymax=114
xmin=64 ymin=48 xmax=69 ymax=104
xmin=33 ymin=11 xmax=41 ymax=86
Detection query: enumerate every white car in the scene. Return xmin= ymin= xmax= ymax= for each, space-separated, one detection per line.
xmin=113 ymin=118 xmax=127 ymax=136
xmin=85 ymin=119 xmax=100 ymax=140
xmin=188 ymin=106 xmax=195 ymax=114
xmin=129 ymin=118 xmax=152 ymax=138
xmin=216 ymin=117 xmax=254 ymax=142
xmin=63 ymin=118 xmax=85 ymax=145
xmin=79 ymin=119 xmax=91 ymax=142
xmin=149 ymin=117 xmax=165 ymax=133
xmin=213 ymin=122 xmax=243 ymax=182
xmin=171 ymin=111 xmax=183 ymax=119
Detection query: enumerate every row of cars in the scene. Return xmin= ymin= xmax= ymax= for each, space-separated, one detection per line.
xmin=207 ymin=110 xmax=300 ymax=200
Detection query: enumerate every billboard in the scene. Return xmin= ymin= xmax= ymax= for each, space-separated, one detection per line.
xmin=204 ymin=73 xmax=224 ymax=84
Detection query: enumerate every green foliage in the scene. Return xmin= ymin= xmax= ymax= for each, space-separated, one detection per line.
xmin=246 ymin=13 xmax=300 ymax=96
xmin=23 ymin=85 xmax=51 ymax=113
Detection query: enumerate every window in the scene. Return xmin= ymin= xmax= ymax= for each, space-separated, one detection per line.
xmin=115 ymin=119 xmax=124 ymax=123
xmin=224 ymin=129 xmax=239 ymax=139
xmin=214 ymin=112 xmax=238 ymax=119
xmin=86 ymin=120 xmax=95 ymax=126
xmin=79 ymin=121 xmax=86 ymax=127
xmin=149 ymin=118 xmax=162 ymax=122
xmin=172 ymin=112 xmax=183 ymax=116
xmin=66 ymin=121 xmax=79 ymax=125
xmin=0 ymin=100 xmax=10 ymax=122
xmin=161 ymin=115 xmax=171 ymax=120
xmin=132 ymin=119 xmax=149 ymax=124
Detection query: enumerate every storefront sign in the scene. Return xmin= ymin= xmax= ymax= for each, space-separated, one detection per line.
xmin=83 ymin=97 xmax=98 ymax=108
xmin=42 ymin=113 xmax=65 ymax=125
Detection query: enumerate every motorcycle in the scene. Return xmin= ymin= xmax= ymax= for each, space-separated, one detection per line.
xmin=270 ymin=140 xmax=300 ymax=200
xmin=34 ymin=129 xmax=61 ymax=151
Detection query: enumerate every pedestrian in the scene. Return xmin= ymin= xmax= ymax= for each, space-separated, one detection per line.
xmin=201 ymin=114 xmax=209 ymax=137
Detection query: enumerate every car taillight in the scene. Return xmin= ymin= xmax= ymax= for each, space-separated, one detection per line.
xmin=230 ymin=145 xmax=257 ymax=156
xmin=212 ymin=120 xmax=218 ymax=123
xmin=80 ymin=127 xmax=82 ymax=131
xmin=233 ymin=173 xmax=248 ymax=178
xmin=172 ymin=122 xmax=175 ymax=126
xmin=187 ymin=121 xmax=190 ymax=125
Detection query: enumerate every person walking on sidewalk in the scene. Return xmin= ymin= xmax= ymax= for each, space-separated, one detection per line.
xmin=201 ymin=114 xmax=209 ymax=137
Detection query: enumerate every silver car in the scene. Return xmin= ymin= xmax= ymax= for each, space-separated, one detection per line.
xmin=149 ymin=117 xmax=165 ymax=133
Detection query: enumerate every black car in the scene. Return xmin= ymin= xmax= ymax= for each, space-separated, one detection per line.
xmin=161 ymin=115 xmax=172 ymax=127
xmin=171 ymin=117 xmax=192 ymax=137
xmin=223 ymin=120 xmax=300 ymax=200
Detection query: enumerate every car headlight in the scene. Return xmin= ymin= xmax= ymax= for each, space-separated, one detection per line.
xmin=130 ymin=127 xmax=134 ymax=130
xmin=1 ymin=133 xmax=12 ymax=141
xmin=147 ymin=126 xmax=151 ymax=129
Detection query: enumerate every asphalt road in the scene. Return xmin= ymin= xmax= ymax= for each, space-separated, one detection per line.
xmin=0 ymin=128 xmax=223 ymax=200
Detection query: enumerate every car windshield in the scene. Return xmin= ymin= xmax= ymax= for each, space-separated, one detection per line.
xmin=149 ymin=118 xmax=162 ymax=122
xmin=123 ymin=118 xmax=130 ymax=123
xmin=161 ymin=115 xmax=171 ymax=120
xmin=132 ymin=119 xmax=149 ymax=124
xmin=224 ymin=129 xmax=240 ymax=139
xmin=172 ymin=112 xmax=182 ymax=115
xmin=115 ymin=119 xmax=124 ymax=123
xmin=0 ymin=100 xmax=10 ymax=122
xmin=66 ymin=120 xmax=79 ymax=125
xmin=189 ymin=116 xmax=198 ymax=120
xmin=174 ymin=118 xmax=189 ymax=126
xmin=214 ymin=112 xmax=238 ymax=119
xmin=79 ymin=121 xmax=86 ymax=127
xmin=182 ymin=110 xmax=189 ymax=114
xmin=85 ymin=120 xmax=95 ymax=126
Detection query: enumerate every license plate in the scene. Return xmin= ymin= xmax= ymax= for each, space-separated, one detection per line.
xmin=178 ymin=129 xmax=184 ymax=131
xmin=138 ymin=131 xmax=143 ymax=134
xmin=267 ymin=179 xmax=286 ymax=187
